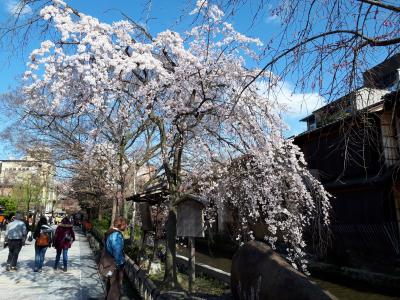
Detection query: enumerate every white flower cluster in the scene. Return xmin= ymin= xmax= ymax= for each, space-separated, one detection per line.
xmin=195 ymin=141 xmax=331 ymax=272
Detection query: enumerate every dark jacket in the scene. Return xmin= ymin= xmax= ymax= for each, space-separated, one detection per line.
xmin=53 ymin=221 xmax=75 ymax=250
xmin=24 ymin=220 xmax=30 ymax=232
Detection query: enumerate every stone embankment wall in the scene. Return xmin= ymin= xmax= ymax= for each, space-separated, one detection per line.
xmin=176 ymin=254 xmax=231 ymax=284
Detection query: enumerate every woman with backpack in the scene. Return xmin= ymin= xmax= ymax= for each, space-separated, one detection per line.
xmin=103 ymin=216 xmax=127 ymax=300
xmin=33 ymin=216 xmax=53 ymax=272
xmin=53 ymin=216 xmax=75 ymax=272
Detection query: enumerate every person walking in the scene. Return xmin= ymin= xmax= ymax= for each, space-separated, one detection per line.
xmin=0 ymin=215 xmax=6 ymax=233
xmin=53 ymin=216 xmax=75 ymax=272
xmin=4 ymin=212 xmax=27 ymax=271
xmin=104 ymin=216 xmax=127 ymax=300
xmin=0 ymin=214 xmax=5 ymax=232
xmin=24 ymin=215 xmax=33 ymax=243
xmin=33 ymin=216 xmax=53 ymax=272
xmin=49 ymin=215 xmax=54 ymax=226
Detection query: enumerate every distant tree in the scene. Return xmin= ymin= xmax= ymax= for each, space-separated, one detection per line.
xmin=1 ymin=83 xmax=157 ymax=225
xmin=10 ymin=175 xmax=43 ymax=213
xmin=0 ymin=196 xmax=18 ymax=216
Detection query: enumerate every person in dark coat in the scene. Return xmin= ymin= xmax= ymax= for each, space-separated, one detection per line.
xmin=53 ymin=216 xmax=75 ymax=272
xmin=33 ymin=216 xmax=53 ymax=272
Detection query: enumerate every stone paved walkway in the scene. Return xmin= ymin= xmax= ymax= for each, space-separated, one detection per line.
xmin=0 ymin=227 xmax=104 ymax=300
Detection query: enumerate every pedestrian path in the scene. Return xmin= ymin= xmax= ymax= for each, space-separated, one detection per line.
xmin=0 ymin=230 xmax=5 ymax=245
xmin=0 ymin=227 xmax=104 ymax=300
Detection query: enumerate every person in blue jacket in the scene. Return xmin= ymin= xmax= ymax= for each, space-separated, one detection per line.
xmin=105 ymin=216 xmax=127 ymax=300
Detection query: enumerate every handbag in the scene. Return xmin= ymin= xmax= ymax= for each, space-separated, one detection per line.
xmin=64 ymin=232 xmax=72 ymax=242
xmin=98 ymin=247 xmax=116 ymax=278
xmin=27 ymin=231 xmax=33 ymax=242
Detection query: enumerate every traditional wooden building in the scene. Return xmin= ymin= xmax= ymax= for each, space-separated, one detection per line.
xmin=294 ymin=55 xmax=400 ymax=261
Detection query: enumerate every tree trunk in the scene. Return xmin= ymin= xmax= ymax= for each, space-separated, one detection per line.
xmin=123 ymin=198 xmax=128 ymax=219
xmin=111 ymin=196 xmax=118 ymax=225
xmin=117 ymin=139 xmax=126 ymax=219
xmin=130 ymin=164 xmax=138 ymax=244
xmin=156 ymin=117 xmax=179 ymax=287
xmin=164 ymin=206 xmax=177 ymax=287
xmin=164 ymin=142 xmax=182 ymax=287
xmin=118 ymin=190 xmax=122 ymax=217
xmin=116 ymin=183 xmax=125 ymax=218
xmin=188 ymin=236 xmax=195 ymax=294
xmin=98 ymin=204 xmax=103 ymax=221
xmin=130 ymin=202 xmax=136 ymax=244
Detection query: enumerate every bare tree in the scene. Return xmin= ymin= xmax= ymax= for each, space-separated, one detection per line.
xmin=203 ymin=0 xmax=400 ymax=100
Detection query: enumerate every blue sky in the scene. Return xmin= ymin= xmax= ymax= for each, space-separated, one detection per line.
xmin=0 ymin=0 xmax=315 ymax=158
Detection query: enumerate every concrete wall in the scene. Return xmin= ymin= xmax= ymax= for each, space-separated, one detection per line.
xmin=176 ymin=254 xmax=231 ymax=284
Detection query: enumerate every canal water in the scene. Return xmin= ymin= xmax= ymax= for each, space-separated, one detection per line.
xmin=313 ymin=278 xmax=398 ymax=300
xmin=177 ymin=249 xmax=399 ymax=299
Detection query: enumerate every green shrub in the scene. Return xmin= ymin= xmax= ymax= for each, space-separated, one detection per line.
xmin=0 ymin=196 xmax=17 ymax=216
xmin=149 ymin=264 xmax=228 ymax=296
xmin=92 ymin=217 xmax=111 ymax=234
xmin=133 ymin=224 xmax=141 ymax=240
xmin=124 ymin=244 xmax=140 ymax=261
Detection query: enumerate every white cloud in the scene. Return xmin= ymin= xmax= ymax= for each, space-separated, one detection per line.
xmin=259 ymin=80 xmax=324 ymax=118
xmin=274 ymin=81 xmax=324 ymax=118
xmin=264 ymin=4 xmax=280 ymax=24
xmin=265 ymin=14 xmax=279 ymax=24
xmin=257 ymin=80 xmax=325 ymax=136
xmin=5 ymin=0 xmax=32 ymax=16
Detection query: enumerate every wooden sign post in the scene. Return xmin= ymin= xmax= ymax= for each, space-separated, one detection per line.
xmin=176 ymin=196 xmax=205 ymax=294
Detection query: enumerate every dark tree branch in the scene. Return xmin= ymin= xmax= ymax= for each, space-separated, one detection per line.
xmin=357 ymin=0 xmax=400 ymax=13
